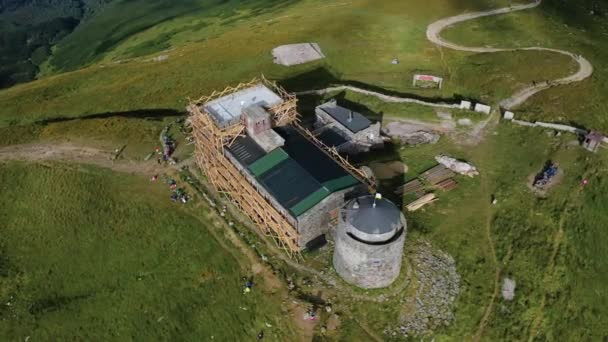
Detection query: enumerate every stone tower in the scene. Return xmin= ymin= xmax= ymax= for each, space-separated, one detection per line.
xmin=333 ymin=195 xmax=406 ymax=288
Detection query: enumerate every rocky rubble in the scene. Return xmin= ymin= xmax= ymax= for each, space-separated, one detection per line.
xmin=383 ymin=122 xmax=441 ymax=145
xmin=502 ymin=278 xmax=516 ymax=300
xmin=435 ymin=155 xmax=479 ymax=177
xmin=385 ymin=241 xmax=461 ymax=338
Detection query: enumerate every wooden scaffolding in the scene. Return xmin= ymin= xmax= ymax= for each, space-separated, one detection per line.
xmin=189 ymin=77 xmax=374 ymax=256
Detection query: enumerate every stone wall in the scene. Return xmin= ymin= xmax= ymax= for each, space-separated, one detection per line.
xmin=297 ymin=186 xmax=363 ymax=249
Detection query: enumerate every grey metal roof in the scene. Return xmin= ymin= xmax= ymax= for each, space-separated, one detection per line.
xmin=275 ymin=126 xmax=355 ymax=184
xmin=345 ymin=196 xmax=401 ymax=236
xmin=227 ymin=136 xmax=266 ymax=166
xmin=227 ymin=127 xmax=361 ymax=217
xmin=317 ymin=128 xmax=349 ymax=147
xmin=320 ymin=104 xmax=371 ymax=133
xmin=203 ymin=84 xmax=282 ymax=127
xmin=258 ymin=158 xmax=321 ymax=209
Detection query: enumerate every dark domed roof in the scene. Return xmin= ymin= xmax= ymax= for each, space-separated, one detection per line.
xmin=345 ymin=195 xmax=401 ymax=237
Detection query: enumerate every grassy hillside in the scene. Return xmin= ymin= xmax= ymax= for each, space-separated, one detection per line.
xmin=347 ymin=123 xmax=608 ymax=340
xmin=0 ymin=161 xmax=297 ymax=340
xmin=442 ymin=0 xmax=608 ymax=131
xmin=0 ymin=0 xmax=579 ymax=127
xmin=0 ymin=0 xmax=113 ymax=87
xmin=1 ymin=0 xmax=607 ymax=340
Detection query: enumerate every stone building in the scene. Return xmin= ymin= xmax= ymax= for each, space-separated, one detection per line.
xmin=333 ymin=195 xmax=407 ymax=288
xmin=202 ymin=84 xmax=365 ymax=250
xmin=583 ymin=131 xmax=604 ymax=153
xmin=314 ymin=100 xmax=383 ymax=154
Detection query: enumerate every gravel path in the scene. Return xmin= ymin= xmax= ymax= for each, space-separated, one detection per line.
xmin=302 ymin=1 xmax=592 ymax=112
xmin=426 ymin=0 xmax=593 ymax=109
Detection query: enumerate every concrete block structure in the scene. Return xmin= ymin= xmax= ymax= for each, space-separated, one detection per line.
xmin=333 ymin=195 xmax=407 ymax=288
xmin=314 ymin=100 xmax=383 ymax=154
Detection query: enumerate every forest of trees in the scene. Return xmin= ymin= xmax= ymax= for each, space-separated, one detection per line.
xmin=0 ymin=0 xmax=113 ymax=88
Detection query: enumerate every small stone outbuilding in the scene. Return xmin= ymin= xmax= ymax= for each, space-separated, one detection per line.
xmin=314 ymin=100 xmax=383 ymax=154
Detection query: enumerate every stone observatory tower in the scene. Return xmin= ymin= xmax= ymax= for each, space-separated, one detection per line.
xmin=333 ymin=194 xmax=406 ymax=288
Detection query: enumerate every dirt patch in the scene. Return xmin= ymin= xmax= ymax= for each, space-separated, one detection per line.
xmin=0 ymin=143 xmax=164 ymax=175
xmin=290 ymin=304 xmax=319 ymax=341
xmin=369 ymin=161 xmax=408 ymax=180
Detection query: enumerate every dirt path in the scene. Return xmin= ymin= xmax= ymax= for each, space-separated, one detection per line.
xmin=527 ymin=227 xmax=564 ymax=341
xmin=0 ymin=143 xmax=164 ymax=175
xmin=474 ymin=245 xmax=513 ymax=342
xmin=194 ymin=209 xmax=317 ymax=341
xmin=526 ymin=185 xmax=586 ymax=341
xmin=299 ymin=1 xmax=592 ymax=115
xmin=426 ymin=1 xmax=592 ymax=338
xmin=426 ymin=0 xmax=593 ymax=110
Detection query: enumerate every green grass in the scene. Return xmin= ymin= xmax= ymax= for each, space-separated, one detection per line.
xmin=0 ymin=0 xmax=552 ymax=127
xmin=442 ymin=0 xmax=608 ymax=131
xmin=333 ymin=122 xmax=608 ymax=340
xmin=0 ymin=115 xmax=191 ymax=160
xmin=0 ymin=161 xmax=296 ymax=340
xmin=1 ymin=0 xmax=608 ymax=340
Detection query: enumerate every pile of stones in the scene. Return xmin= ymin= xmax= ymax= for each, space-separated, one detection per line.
xmin=386 ymin=241 xmax=461 ymax=338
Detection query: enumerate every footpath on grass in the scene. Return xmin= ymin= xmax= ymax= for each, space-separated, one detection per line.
xmin=425 ymin=1 xmax=593 ymax=339
xmin=301 ymin=0 xmax=592 ymax=114
xmin=426 ymin=0 xmax=593 ymax=109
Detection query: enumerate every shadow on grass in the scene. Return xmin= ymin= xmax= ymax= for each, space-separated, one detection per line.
xmin=33 ymin=108 xmax=185 ymax=125
xmin=278 ymin=67 xmax=478 ymax=104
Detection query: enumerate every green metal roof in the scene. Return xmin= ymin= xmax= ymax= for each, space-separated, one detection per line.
xmin=289 ymin=187 xmax=331 ymax=216
xmin=322 ymin=175 xmax=359 ymax=192
xmin=248 ymin=148 xmax=289 ymax=177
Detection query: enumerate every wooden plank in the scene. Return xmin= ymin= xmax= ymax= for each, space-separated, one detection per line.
xmin=406 ymin=193 xmax=437 ymax=212
xmin=395 ymin=179 xmax=424 ymax=195
xmin=435 ymin=178 xmax=458 ymax=191
xmin=421 ymin=164 xmax=455 ymax=185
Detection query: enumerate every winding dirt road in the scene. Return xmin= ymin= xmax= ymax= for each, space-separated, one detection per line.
xmin=427 ymin=1 xmax=593 ymax=339
xmin=302 ymin=0 xmax=592 ymax=113
xmin=427 ymin=0 xmax=593 ymax=109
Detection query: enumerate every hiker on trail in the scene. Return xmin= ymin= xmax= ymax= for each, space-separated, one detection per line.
xmin=156 ymin=157 xmax=161 ymax=165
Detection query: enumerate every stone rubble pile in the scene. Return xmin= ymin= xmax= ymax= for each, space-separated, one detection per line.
xmin=385 ymin=241 xmax=461 ymax=338
xmin=435 ymin=155 xmax=479 ymax=177
xmin=383 ymin=122 xmax=441 ymax=145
